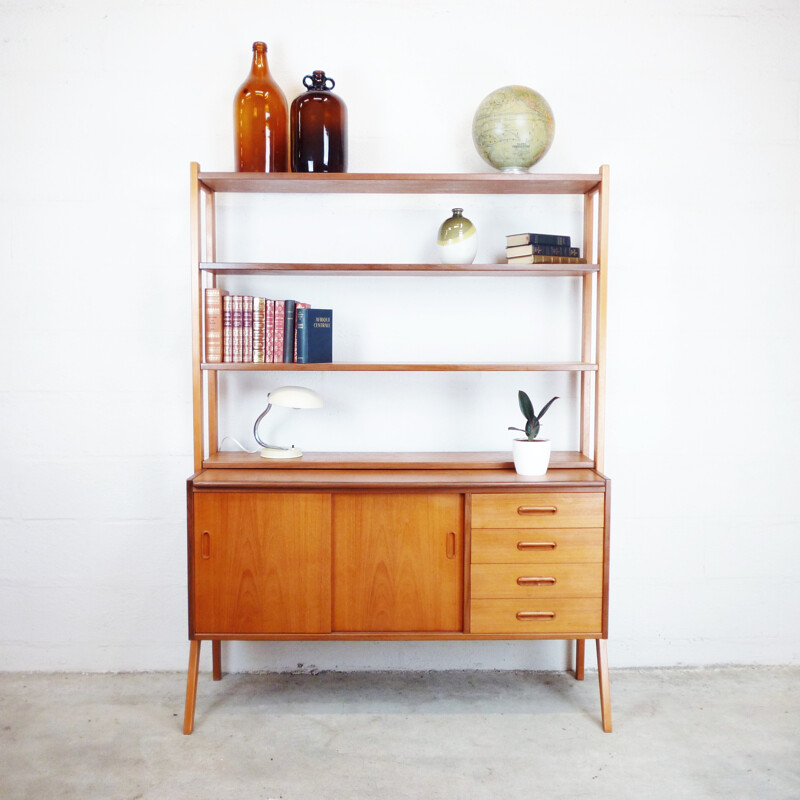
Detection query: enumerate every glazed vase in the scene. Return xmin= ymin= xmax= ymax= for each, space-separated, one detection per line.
xmin=436 ymin=208 xmax=478 ymax=264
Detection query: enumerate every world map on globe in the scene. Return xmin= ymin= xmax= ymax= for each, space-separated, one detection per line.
xmin=472 ymin=85 xmax=555 ymax=172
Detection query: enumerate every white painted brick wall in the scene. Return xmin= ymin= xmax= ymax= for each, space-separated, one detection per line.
xmin=1 ymin=0 xmax=799 ymax=671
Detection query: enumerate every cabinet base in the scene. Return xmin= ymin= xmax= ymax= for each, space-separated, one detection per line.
xmin=182 ymin=638 xmax=612 ymax=734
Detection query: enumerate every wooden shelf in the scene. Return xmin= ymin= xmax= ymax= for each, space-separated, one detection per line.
xmin=198 ymin=171 xmax=602 ymax=196
xmin=201 ymin=362 xmax=598 ymax=372
xmin=200 ymin=262 xmax=598 ymax=277
xmin=193 ymin=466 xmax=606 ymax=491
xmin=202 ymin=451 xmax=595 ymax=470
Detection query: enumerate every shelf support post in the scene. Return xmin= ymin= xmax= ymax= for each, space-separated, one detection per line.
xmin=190 ymin=163 xmax=204 ymax=472
xmin=594 ymin=165 xmax=610 ymax=474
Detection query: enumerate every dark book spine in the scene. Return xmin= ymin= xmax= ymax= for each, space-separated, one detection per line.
xmin=296 ymin=306 xmax=309 ymax=364
xmin=283 ymin=300 xmax=297 ymax=363
xmin=507 ymin=232 xmax=571 ymax=247
xmin=301 ymin=309 xmax=333 ymax=363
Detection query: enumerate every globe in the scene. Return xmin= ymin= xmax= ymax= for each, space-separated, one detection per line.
xmin=472 ymin=85 xmax=555 ymax=172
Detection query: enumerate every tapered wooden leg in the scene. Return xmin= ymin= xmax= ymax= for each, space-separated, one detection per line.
xmin=596 ymin=638 xmax=612 ymax=732
xmin=575 ymin=639 xmax=585 ymax=680
xmin=183 ymin=640 xmax=201 ymax=735
xmin=212 ymin=640 xmax=222 ymax=681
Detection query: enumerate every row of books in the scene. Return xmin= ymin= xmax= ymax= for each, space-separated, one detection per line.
xmin=505 ymin=232 xmax=587 ymax=265
xmin=204 ymin=289 xmax=332 ymax=364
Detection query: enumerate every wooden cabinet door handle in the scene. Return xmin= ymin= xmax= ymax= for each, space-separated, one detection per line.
xmin=201 ymin=531 xmax=211 ymax=559
xmin=517 ymin=576 xmax=556 ymax=586
xmin=517 ymin=506 xmax=558 ymax=515
xmin=516 ymin=611 xmax=556 ymax=621
xmin=517 ymin=541 xmax=557 ymax=551
xmin=446 ymin=531 xmax=456 ymax=559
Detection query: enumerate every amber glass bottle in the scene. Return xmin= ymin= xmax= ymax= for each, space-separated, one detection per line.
xmin=234 ymin=42 xmax=288 ymax=172
xmin=290 ymin=71 xmax=347 ymax=173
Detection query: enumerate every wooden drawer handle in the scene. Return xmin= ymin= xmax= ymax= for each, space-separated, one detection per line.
xmin=517 ymin=541 xmax=557 ymax=551
xmin=517 ymin=506 xmax=558 ymax=515
xmin=446 ymin=531 xmax=456 ymax=560
xmin=517 ymin=576 xmax=556 ymax=586
xmin=516 ymin=611 xmax=556 ymax=621
xmin=201 ymin=531 xmax=211 ymax=559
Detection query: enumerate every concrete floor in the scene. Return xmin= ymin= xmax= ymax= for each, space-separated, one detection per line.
xmin=1 ymin=667 xmax=798 ymax=799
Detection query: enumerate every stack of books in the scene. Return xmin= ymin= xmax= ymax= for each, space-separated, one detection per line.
xmin=506 ymin=232 xmax=587 ymax=264
xmin=204 ymin=289 xmax=332 ymax=364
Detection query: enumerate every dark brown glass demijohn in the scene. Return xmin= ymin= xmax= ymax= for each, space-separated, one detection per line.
xmin=290 ymin=71 xmax=348 ymax=173
xmin=234 ymin=41 xmax=288 ymax=172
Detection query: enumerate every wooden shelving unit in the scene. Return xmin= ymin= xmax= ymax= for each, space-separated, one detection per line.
xmin=190 ymin=165 xmax=609 ymax=474
xmin=184 ymin=164 xmax=612 ymax=735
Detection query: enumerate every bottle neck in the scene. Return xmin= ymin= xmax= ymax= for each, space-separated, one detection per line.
xmin=251 ymin=43 xmax=269 ymax=78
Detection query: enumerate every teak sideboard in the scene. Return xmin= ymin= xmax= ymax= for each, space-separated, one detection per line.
xmin=185 ymin=165 xmax=611 ymax=734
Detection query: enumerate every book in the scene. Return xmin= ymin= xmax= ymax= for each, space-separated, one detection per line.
xmin=296 ymin=308 xmax=333 ymax=364
xmin=507 ymin=254 xmax=588 ymax=265
xmin=506 ymin=232 xmax=571 ymax=247
xmin=283 ymin=300 xmax=297 ymax=363
xmin=294 ymin=302 xmax=310 ymax=362
xmin=242 ymin=295 xmax=253 ymax=363
xmin=231 ymin=295 xmax=244 ymax=363
xmin=264 ymin=299 xmax=275 ymax=363
xmin=204 ymin=288 xmax=225 ymax=363
xmin=273 ymin=300 xmax=285 ymax=363
xmin=253 ymin=297 xmax=265 ymax=363
xmin=506 ymin=243 xmax=581 ymax=258
xmin=222 ymin=295 xmax=233 ymax=362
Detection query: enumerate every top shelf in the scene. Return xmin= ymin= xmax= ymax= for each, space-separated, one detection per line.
xmin=197 ymin=171 xmax=604 ymax=196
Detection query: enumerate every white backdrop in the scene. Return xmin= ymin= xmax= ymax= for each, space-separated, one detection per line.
xmin=1 ymin=0 xmax=799 ymax=673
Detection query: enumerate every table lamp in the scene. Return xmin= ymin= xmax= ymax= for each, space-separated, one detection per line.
xmin=253 ymin=385 xmax=323 ymax=459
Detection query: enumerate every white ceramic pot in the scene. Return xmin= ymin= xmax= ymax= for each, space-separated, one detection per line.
xmin=511 ymin=438 xmax=551 ymax=476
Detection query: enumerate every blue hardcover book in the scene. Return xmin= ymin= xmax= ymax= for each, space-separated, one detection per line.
xmin=296 ymin=308 xmax=333 ymax=363
xmin=506 ymin=232 xmax=571 ymax=247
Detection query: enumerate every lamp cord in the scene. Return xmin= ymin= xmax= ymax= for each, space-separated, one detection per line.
xmin=219 ymin=435 xmax=259 ymax=454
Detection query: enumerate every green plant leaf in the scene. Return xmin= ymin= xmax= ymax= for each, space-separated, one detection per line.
xmin=538 ymin=396 xmax=559 ymax=420
xmin=518 ymin=390 xmax=534 ymax=422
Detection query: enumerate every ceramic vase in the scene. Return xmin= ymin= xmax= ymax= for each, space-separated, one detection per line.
xmin=436 ymin=208 xmax=477 ymax=264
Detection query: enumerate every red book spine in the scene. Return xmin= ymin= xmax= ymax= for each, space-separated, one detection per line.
xmin=242 ymin=295 xmax=253 ymax=363
xmin=222 ymin=295 xmax=233 ymax=363
xmin=273 ymin=300 xmax=285 ymax=363
xmin=264 ymin=299 xmax=275 ymax=363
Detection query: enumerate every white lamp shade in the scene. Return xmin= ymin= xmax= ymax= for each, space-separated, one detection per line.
xmin=268 ymin=386 xmax=323 ymax=409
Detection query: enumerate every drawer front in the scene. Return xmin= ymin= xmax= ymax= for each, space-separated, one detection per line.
xmin=471 ymin=528 xmax=603 ymax=564
xmin=471 ymin=492 xmax=604 ymax=529
xmin=471 ymin=563 xmax=603 ymax=599
xmin=471 ymin=598 xmax=602 ymax=635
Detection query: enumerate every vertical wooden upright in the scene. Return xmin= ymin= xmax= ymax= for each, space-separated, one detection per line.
xmin=189 ymin=163 xmax=204 ymax=473
xmin=594 ymin=165 xmax=610 ymax=475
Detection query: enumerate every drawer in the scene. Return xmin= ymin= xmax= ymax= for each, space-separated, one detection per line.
xmin=471 ymin=563 xmax=603 ymax=599
xmin=470 ymin=598 xmax=602 ymax=635
xmin=471 ymin=528 xmax=603 ymax=564
xmin=471 ymin=492 xmax=604 ymax=529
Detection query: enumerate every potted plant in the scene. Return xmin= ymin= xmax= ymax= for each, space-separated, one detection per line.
xmin=508 ymin=391 xmax=559 ymax=476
